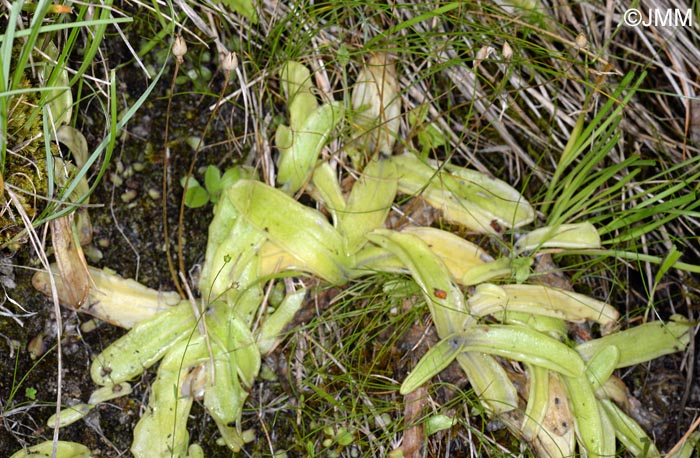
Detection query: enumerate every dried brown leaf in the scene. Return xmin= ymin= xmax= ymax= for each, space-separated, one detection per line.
xmin=50 ymin=215 xmax=90 ymax=309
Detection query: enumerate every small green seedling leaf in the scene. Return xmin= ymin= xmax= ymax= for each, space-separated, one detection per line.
xmin=204 ymin=165 xmax=223 ymax=203
xmin=220 ymin=167 xmax=242 ymax=189
xmin=336 ymin=428 xmax=354 ymax=446
xmin=215 ymin=0 xmax=257 ymax=23
xmin=24 ymin=387 xmax=37 ymax=400
xmin=512 ymin=257 xmax=533 ymax=283
xmin=409 ymin=104 xmax=447 ymax=158
xmin=426 ymin=414 xmax=456 ymax=436
xmin=181 ymin=176 xmax=209 ymax=208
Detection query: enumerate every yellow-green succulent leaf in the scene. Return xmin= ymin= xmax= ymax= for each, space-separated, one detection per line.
xmin=455 ymin=352 xmax=519 ymax=415
xmin=256 ymin=288 xmax=306 ymax=354
xmin=521 ymin=364 xmax=549 ymax=441
xmin=207 ymin=303 xmax=260 ymax=386
xmin=202 ymin=204 xmax=239 ymax=298
xmin=400 ymin=335 xmax=464 ymax=395
xmin=400 ymin=226 xmax=491 ymax=282
xmin=131 ymin=336 xmax=208 ymax=458
xmin=390 ymin=151 xmax=437 ymax=185
xmin=228 ymin=179 xmax=350 ymax=284
xmin=232 ymin=322 xmax=261 ymax=388
xmin=391 ymin=153 xmax=490 ymax=232
xmin=32 ymin=265 xmax=182 ymax=329
xmin=52 ymin=157 xmax=90 ymax=206
xmin=88 ymin=382 xmax=132 ymax=405
xmin=391 ymin=153 xmax=534 ymax=233
xmin=530 ymin=373 xmax=577 ymax=458
xmin=56 ymin=125 xmax=89 ymax=167
xmin=203 ymin=344 xmax=247 ymax=428
xmin=275 ymin=61 xmax=318 ymax=187
xmin=211 ymin=422 xmax=252 ymax=453
xmin=258 ymin=239 xmax=312 ymax=277
xmin=201 ymin=205 xmax=267 ymax=303
xmin=9 ymin=441 xmax=92 ymax=458
xmin=352 ymin=243 xmax=406 ymax=276
xmin=459 ymin=324 xmax=585 ymax=378
xmin=338 ymin=156 xmax=398 ymax=255
xmin=44 ymin=41 xmax=72 ymax=128
xmin=598 ymin=398 xmax=618 ymax=457
xmin=515 ymin=222 xmax=602 ymax=254
xmin=491 ymin=310 xmax=568 ymax=341
xmin=275 ymin=123 xmax=292 ymax=151
xmin=562 ymin=373 xmax=606 ymax=457
xmin=399 ymin=170 xmax=498 ymax=233
xmin=224 ymin=253 xmax=265 ymax=327
xmin=576 ymin=317 xmax=691 ymax=368
xmin=468 ymin=283 xmax=620 ymax=327
xmin=90 ymin=301 xmax=196 ymax=385
xmin=279 ymin=61 xmax=319 ymax=130
xmin=277 ymin=102 xmax=344 ymax=194
xmin=310 ymin=161 xmax=346 ymax=225
xmin=425 ymin=415 xmax=457 ymax=436
xmin=584 ymin=345 xmax=620 ymax=393
xmin=600 ymin=399 xmax=661 ymax=457
xmin=47 ymin=403 xmax=94 ymax=429
xmin=201 ymin=165 xmax=259 ymax=286
xmin=366 ymin=229 xmax=468 ymax=336
xmin=443 ymin=163 xmax=535 ymax=228
xmin=459 ymin=257 xmax=515 ymax=286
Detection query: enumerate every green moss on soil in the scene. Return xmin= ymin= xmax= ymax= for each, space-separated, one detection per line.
xmin=2 ymin=73 xmax=51 ymax=249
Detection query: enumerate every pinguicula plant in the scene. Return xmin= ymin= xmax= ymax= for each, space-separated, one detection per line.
xmin=19 ymin=47 xmax=695 ymax=458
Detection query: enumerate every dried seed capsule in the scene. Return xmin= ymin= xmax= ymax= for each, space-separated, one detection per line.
xmin=221 ymin=51 xmax=238 ymax=73
xmin=350 ymin=53 xmax=401 ymax=160
xmin=173 ymin=35 xmax=187 ymax=63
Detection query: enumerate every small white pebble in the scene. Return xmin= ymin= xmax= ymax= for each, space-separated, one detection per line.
xmin=83 ymin=245 xmax=103 ymax=262
xmin=185 ymin=136 xmax=203 ymax=151
xmin=80 ymin=319 xmax=99 ymax=333
xmin=121 ymin=189 xmax=138 ymax=203
xmin=502 ymin=41 xmax=513 ymax=60
xmin=110 ymin=173 xmax=123 ymax=187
